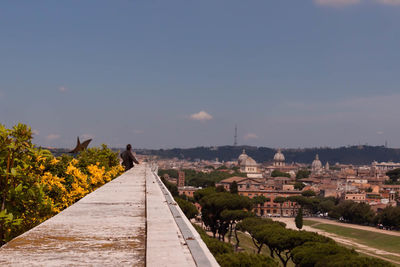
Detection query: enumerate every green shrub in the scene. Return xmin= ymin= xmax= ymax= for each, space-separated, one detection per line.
xmin=174 ymin=197 xmax=198 ymax=220
xmin=192 ymin=224 xmax=234 ymax=255
xmin=216 ymin=252 xmax=277 ymax=267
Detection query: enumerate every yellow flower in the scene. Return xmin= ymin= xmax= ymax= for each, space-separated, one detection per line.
xmin=50 ymin=158 xmax=60 ymax=165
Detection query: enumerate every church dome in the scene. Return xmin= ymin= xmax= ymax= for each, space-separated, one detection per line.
xmin=243 ymin=156 xmax=257 ymax=166
xmin=273 ymin=149 xmax=285 ymax=162
xmin=312 ymin=154 xmax=322 ymax=170
xmin=238 ymin=149 xmax=249 ymax=165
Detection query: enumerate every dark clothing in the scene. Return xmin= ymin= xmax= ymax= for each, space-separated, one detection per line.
xmin=120 ymin=150 xmax=139 ymax=171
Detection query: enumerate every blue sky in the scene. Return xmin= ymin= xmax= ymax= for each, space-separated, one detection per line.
xmin=1 ymin=0 xmax=400 ymax=149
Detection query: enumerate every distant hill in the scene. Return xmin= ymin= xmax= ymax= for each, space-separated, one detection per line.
xmin=135 ymin=145 xmax=400 ymax=165
xmin=47 ymin=145 xmax=400 ymax=165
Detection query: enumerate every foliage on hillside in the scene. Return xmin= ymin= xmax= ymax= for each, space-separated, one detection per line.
xmin=216 ymin=252 xmax=277 ymax=267
xmin=193 ymin=224 xmax=234 ymax=255
xmin=174 ymin=197 xmax=198 ymax=220
xmin=191 ymin=188 xmax=392 ymax=267
xmin=160 ymin=176 xmax=179 ymax=197
xmin=0 ymin=123 xmax=124 ymax=245
xmin=271 ymin=170 xmax=290 ymax=178
xmin=140 ymin=145 xmax=400 ymax=165
xmin=200 ymin=192 xmax=253 ymax=240
xmin=158 ymin=168 xmax=246 ymax=188
xmin=238 ymin=217 xmax=392 ymax=267
xmin=261 ymin=192 xmax=400 ymax=229
xmin=162 ymin=167 xmax=400 ymax=230
xmin=193 ymin=224 xmax=278 ymax=267
xmin=386 ymin=168 xmax=400 ymax=184
xmin=171 ymin=178 xmax=396 ymax=267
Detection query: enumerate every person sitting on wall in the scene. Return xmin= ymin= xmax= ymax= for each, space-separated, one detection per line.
xmin=120 ymin=144 xmax=139 ymax=171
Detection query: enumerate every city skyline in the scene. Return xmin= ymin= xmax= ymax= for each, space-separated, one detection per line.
xmin=2 ymin=1 xmax=400 ymax=149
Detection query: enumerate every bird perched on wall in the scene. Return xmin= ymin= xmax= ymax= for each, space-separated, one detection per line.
xmin=69 ymin=137 xmax=92 ymax=153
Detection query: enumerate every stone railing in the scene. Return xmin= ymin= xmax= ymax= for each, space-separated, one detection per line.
xmin=0 ymin=163 xmax=219 ymax=266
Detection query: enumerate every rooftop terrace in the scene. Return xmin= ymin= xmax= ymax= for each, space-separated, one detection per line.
xmin=0 ymin=164 xmax=218 ymax=266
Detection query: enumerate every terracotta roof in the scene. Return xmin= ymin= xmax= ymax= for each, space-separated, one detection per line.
xmin=273 ymin=176 xmax=292 ymax=181
xmin=219 ymin=176 xmax=248 ymax=184
xmin=382 ymin=185 xmax=400 ymax=188
xmin=299 ymin=178 xmax=320 ymax=183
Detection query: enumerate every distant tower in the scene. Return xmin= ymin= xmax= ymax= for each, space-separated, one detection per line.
xmin=325 ymin=161 xmax=330 ymax=171
xmin=234 ymin=124 xmax=238 ymax=146
xmin=385 ymin=140 xmax=388 ymax=148
xmin=312 ymin=154 xmax=322 ymax=173
xmin=389 ymin=190 xmax=396 ymax=203
xmin=273 ymin=149 xmax=285 ymax=167
xmin=178 ymin=171 xmax=185 ymax=187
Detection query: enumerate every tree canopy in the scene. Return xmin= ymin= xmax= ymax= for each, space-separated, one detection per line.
xmin=375 ymin=206 xmax=400 ymax=229
xmin=386 ymin=168 xmax=400 ymax=184
xmin=296 ymin=169 xmax=311 ymax=179
xmin=200 ymin=192 xmax=253 ymax=239
xmin=295 ymin=208 xmax=303 ymax=230
xmin=174 ymin=197 xmax=198 ymax=220
xmin=229 ymin=181 xmax=238 ymax=194
xmin=292 ymin=241 xmax=392 ymax=267
xmin=271 ymin=170 xmax=291 ymax=178
xmin=216 ymin=252 xmax=277 ymax=267
xmin=301 ymin=190 xmax=316 ymax=197
xmin=330 ymin=201 xmax=375 ymax=224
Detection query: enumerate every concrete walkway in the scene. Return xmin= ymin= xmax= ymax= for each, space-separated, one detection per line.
xmin=147 ymin=166 xmax=219 ymax=267
xmin=0 ymin=164 xmax=218 ymax=266
xmin=0 ymin=166 xmax=147 ymax=266
xmin=146 ymin=167 xmax=197 ymax=266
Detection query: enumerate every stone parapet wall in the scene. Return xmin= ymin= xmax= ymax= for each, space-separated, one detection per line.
xmin=0 ymin=164 xmax=219 ymax=266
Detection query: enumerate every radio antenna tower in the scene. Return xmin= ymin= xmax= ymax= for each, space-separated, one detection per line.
xmin=234 ymin=124 xmax=238 ymax=146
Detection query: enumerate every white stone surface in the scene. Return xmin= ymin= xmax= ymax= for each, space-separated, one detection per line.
xmin=146 ymin=168 xmax=197 ymax=267
xmin=0 ymin=164 xmax=219 ymax=267
xmin=0 ymin=166 xmax=146 ymax=266
xmin=151 ymin=170 xmax=220 ymax=267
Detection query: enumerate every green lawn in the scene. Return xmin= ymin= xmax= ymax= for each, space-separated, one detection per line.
xmin=303 ymin=220 xmax=319 ymax=227
xmin=340 ymin=243 xmax=400 ymax=266
xmin=304 ymin=219 xmax=400 ymax=254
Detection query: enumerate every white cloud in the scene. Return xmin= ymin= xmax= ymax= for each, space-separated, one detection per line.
xmin=314 ymin=0 xmax=361 ymax=7
xmin=376 ymin=0 xmax=400 ymax=5
xmin=189 ymin=110 xmax=213 ymax=121
xmin=32 ymin=129 xmax=40 ymax=135
xmin=244 ymin=133 xmax=258 ymax=140
xmin=377 ymin=131 xmax=384 ymax=135
xmin=133 ymin=130 xmax=144 ymax=134
xmin=59 ymin=86 xmax=67 ymax=92
xmin=81 ymin=134 xmax=94 ymax=140
xmin=46 ymin=134 xmax=60 ymax=141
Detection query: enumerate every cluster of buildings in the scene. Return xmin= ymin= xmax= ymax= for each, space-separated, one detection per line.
xmin=160 ymin=149 xmax=399 ymax=217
